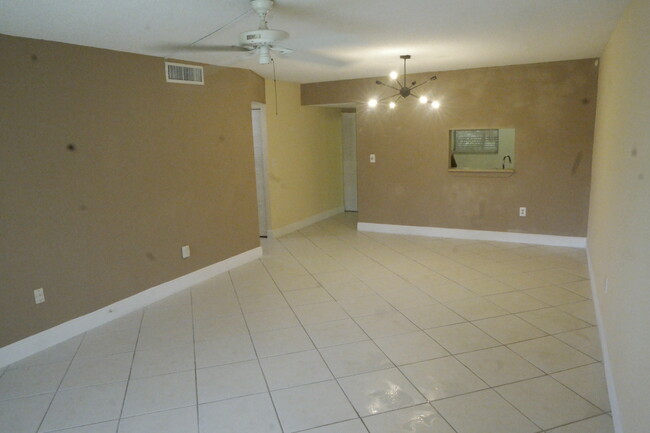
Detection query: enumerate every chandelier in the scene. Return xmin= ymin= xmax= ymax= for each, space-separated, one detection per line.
xmin=368 ymin=55 xmax=440 ymax=109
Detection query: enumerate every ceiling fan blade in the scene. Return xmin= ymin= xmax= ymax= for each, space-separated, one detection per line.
xmin=268 ymin=1 xmax=367 ymax=33
xmin=207 ymin=49 xmax=259 ymax=67
xmin=285 ymin=50 xmax=350 ymax=67
xmin=269 ymin=46 xmax=294 ymax=55
xmin=163 ymin=44 xmax=252 ymax=52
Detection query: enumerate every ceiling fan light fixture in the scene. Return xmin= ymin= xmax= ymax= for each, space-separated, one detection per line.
xmin=258 ymin=45 xmax=271 ymax=64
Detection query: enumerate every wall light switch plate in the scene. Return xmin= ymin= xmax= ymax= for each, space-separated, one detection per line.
xmin=181 ymin=245 xmax=191 ymax=259
xmin=369 ymin=154 xmax=376 ymax=163
xmin=34 ymin=288 xmax=45 ymax=304
xmin=519 ymin=207 xmax=527 ymax=217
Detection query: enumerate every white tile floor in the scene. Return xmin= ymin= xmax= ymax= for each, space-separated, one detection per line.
xmin=0 ymin=213 xmax=613 ymax=433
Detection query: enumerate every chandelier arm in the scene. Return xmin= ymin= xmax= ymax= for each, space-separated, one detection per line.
xmin=409 ymin=91 xmax=421 ymax=100
xmin=377 ymin=92 xmax=400 ymax=103
xmin=376 ymin=81 xmax=401 ymax=92
xmin=409 ymin=75 xmax=438 ymax=91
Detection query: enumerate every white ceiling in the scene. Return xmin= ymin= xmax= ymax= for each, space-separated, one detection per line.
xmin=1 ymin=0 xmax=630 ymax=83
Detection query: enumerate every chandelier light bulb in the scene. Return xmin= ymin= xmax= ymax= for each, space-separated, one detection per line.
xmin=431 ymin=100 xmax=441 ymax=109
xmin=419 ymin=96 xmax=428 ymax=104
xmin=389 ymin=71 xmax=398 ymax=80
xmin=368 ymin=99 xmax=378 ymax=107
xmin=389 ymin=101 xmax=396 ymax=109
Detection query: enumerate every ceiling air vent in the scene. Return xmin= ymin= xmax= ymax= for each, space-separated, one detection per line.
xmin=165 ymin=62 xmax=204 ymax=85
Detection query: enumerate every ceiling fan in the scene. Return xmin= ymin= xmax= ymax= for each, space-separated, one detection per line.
xmin=173 ymin=0 xmax=293 ymax=65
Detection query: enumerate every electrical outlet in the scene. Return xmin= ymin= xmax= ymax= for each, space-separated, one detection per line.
xmin=369 ymin=154 xmax=376 ymax=163
xmin=181 ymin=245 xmax=191 ymax=259
xmin=34 ymin=288 xmax=45 ymax=304
xmin=519 ymin=207 xmax=527 ymax=217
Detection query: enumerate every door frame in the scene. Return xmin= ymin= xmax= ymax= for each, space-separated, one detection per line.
xmin=251 ymin=102 xmax=271 ymax=237
xmin=341 ymin=112 xmax=358 ymax=212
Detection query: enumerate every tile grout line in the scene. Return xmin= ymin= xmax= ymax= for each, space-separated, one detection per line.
xmin=113 ymin=310 xmax=145 ymax=433
xmin=545 ymin=373 xmax=608 ymax=412
xmin=539 ymin=412 xmax=613 ymax=432
xmin=34 ymin=329 xmax=86 ymax=433
xmin=189 ymin=284 xmax=200 ymax=433
xmin=258 ymin=252 xmax=373 ymax=432
xmin=226 ymin=268 xmax=287 ymax=433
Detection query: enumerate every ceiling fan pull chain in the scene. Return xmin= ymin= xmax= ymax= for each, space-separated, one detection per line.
xmin=272 ymin=58 xmax=279 ymax=116
xmin=189 ymin=9 xmax=251 ymax=48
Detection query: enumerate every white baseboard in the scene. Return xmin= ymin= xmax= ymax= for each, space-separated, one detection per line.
xmin=268 ymin=207 xmax=344 ymax=238
xmin=357 ymin=222 xmax=587 ymax=248
xmin=0 ymin=247 xmax=262 ymax=368
xmin=586 ymin=245 xmax=623 ymax=433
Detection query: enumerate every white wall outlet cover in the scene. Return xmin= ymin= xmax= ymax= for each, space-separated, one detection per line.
xmin=519 ymin=207 xmax=527 ymax=217
xmin=181 ymin=245 xmax=191 ymax=259
xmin=34 ymin=288 xmax=45 ymax=304
xmin=370 ymin=154 xmax=376 ymax=163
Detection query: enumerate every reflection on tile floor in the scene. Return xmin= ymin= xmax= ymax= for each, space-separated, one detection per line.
xmin=0 ymin=213 xmax=613 ymax=433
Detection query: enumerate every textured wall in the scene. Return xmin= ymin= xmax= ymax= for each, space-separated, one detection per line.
xmin=0 ymin=35 xmax=265 ymax=347
xmin=265 ymin=80 xmax=343 ymax=231
xmin=302 ymin=59 xmax=598 ymax=236
xmin=588 ymin=0 xmax=650 ymax=431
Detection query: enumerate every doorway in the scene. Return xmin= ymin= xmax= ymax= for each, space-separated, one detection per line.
xmin=251 ymin=103 xmax=269 ymax=237
xmin=341 ymin=112 xmax=358 ymax=211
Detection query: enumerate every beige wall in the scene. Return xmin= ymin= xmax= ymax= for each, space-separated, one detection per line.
xmin=0 ymin=35 xmax=265 ymax=347
xmin=588 ymin=0 xmax=650 ymax=431
xmin=264 ymin=80 xmax=343 ymax=231
xmin=302 ymin=60 xmax=598 ymax=236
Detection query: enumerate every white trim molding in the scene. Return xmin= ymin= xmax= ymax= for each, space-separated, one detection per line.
xmin=0 ymin=247 xmax=262 ymax=368
xmin=586 ymin=245 xmax=622 ymax=433
xmin=357 ymin=222 xmax=586 ymax=248
xmin=267 ymin=207 xmax=344 ymax=238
